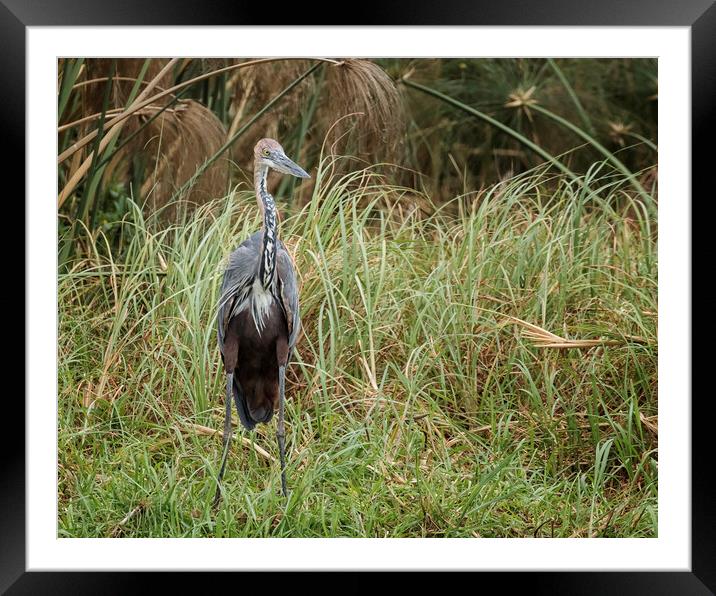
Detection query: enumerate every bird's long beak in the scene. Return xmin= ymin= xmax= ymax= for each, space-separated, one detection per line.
xmin=274 ymin=153 xmax=311 ymax=179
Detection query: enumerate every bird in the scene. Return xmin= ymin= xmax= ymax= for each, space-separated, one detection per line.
xmin=213 ymin=138 xmax=310 ymax=506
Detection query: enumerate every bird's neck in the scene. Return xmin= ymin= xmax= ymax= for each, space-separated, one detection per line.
xmin=254 ymin=164 xmax=278 ymax=290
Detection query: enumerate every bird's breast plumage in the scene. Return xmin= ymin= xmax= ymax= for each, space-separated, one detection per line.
xmin=218 ymin=231 xmax=299 ymax=354
xmin=248 ymin=277 xmax=278 ymax=334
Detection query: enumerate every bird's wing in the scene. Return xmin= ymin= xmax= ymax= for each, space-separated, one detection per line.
xmin=276 ymin=242 xmax=301 ymax=350
xmin=217 ymin=232 xmax=261 ymax=351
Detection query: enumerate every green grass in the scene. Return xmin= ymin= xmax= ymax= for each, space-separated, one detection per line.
xmin=58 ymin=159 xmax=658 ymax=538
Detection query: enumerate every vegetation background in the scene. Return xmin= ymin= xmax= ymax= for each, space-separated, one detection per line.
xmin=58 ymin=58 xmax=658 ymax=538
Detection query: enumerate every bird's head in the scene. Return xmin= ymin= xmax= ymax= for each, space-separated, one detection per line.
xmin=254 ymin=138 xmax=310 ymax=179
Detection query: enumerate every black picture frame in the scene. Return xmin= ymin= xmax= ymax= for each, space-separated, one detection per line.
xmin=8 ymin=0 xmax=709 ymax=592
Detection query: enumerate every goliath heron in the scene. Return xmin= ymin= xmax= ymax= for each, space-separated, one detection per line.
xmin=213 ymin=138 xmax=309 ymax=505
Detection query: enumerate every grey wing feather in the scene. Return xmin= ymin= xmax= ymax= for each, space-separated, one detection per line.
xmin=276 ymin=242 xmax=301 ymax=350
xmin=217 ymin=231 xmax=261 ymax=351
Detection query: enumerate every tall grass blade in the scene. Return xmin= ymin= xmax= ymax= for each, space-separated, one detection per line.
xmin=401 ymin=77 xmax=583 ymax=185
xmin=547 ymin=58 xmax=596 ymax=136
xmin=58 ymin=58 xmax=85 ymax=123
xmin=530 ymin=103 xmax=652 ymax=204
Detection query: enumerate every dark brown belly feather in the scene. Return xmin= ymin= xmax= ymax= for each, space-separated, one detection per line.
xmin=228 ymin=299 xmax=287 ymax=425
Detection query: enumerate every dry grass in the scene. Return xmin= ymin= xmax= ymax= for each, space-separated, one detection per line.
xmin=505 ymin=316 xmax=650 ymax=349
xmin=323 ymin=59 xmax=405 ymax=163
xmin=80 ymin=58 xmax=174 ymax=117
xmin=119 ymin=99 xmax=229 ymax=219
xmin=80 ymin=59 xmax=229 ymax=215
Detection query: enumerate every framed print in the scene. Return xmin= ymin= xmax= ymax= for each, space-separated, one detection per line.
xmin=10 ymin=0 xmax=711 ymax=591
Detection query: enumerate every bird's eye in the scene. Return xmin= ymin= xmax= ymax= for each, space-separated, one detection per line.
xmin=263 ymin=149 xmax=270 ymax=157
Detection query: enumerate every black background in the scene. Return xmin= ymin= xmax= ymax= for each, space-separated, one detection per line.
xmin=7 ymin=0 xmax=710 ymax=592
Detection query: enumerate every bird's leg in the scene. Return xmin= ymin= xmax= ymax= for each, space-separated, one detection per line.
xmin=213 ymin=372 xmax=234 ymax=509
xmin=277 ymin=365 xmax=288 ymax=497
